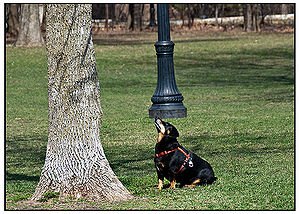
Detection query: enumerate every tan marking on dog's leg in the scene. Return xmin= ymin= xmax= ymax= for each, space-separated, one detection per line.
xmin=157 ymin=132 xmax=164 ymax=143
xmin=170 ymin=179 xmax=176 ymax=188
xmin=157 ymin=179 xmax=164 ymax=190
xmin=185 ymin=179 xmax=201 ymax=187
xmin=158 ymin=162 xmax=165 ymax=168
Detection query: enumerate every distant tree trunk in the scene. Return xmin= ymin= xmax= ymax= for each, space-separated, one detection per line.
xmin=31 ymin=4 xmax=133 ymax=202
xmin=105 ymin=4 xmax=109 ymax=31
xmin=281 ymin=4 xmax=288 ymax=14
xmin=7 ymin=4 xmax=20 ymax=37
xmin=215 ymin=4 xmax=219 ymax=25
xmin=134 ymin=4 xmax=144 ymax=31
xmin=252 ymin=4 xmax=260 ymax=32
xmin=244 ymin=4 xmax=252 ymax=31
xmin=243 ymin=4 xmax=261 ymax=32
xmin=141 ymin=4 xmax=145 ymax=30
xmin=187 ymin=4 xmax=191 ymax=29
xmin=181 ymin=5 xmax=185 ymax=28
xmin=15 ymin=4 xmax=44 ymax=46
xmin=148 ymin=3 xmax=156 ymax=26
xmin=126 ymin=4 xmax=134 ymax=30
xmin=115 ymin=4 xmax=128 ymax=23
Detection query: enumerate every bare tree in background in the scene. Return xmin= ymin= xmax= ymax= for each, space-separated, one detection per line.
xmin=126 ymin=4 xmax=144 ymax=31
xmin=243 ymin=4 xmax=261 ymax=32
xmin=7 ymin=4 xmax=20 ymax=37
xmin=31 ymin=4 xmax=133 ymax=202
xmin=281 ymin=4 xmax=288 ymax=14
xmin=126 ymin=4 xmax=134 ymax=30
xmin=105 ymin=4 xmax=109 ymax=30
xmin=134 ymin=4 xmax=144 ymax=31
xmin=15 ymin=4 xmax=44 ymax=46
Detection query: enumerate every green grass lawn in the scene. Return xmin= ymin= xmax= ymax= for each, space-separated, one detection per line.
xmin=5 ymin=31 xmax=294 ymax=210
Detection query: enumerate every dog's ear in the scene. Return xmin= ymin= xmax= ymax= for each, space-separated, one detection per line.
xmin=166 ymin=124 xmax=179 ymax=138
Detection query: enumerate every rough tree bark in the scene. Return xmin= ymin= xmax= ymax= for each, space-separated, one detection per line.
xmin=15 ymin=4 xmax=44 ymax=47
xmin=31 ymin=4 xmax=133 ymax=202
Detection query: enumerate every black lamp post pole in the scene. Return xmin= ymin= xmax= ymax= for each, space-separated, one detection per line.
xmin=149 ymin=4 xmax=187 ymax=119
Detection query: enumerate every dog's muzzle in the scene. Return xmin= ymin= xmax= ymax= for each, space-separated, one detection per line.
xmin=155 ymin=117 xmax=165 ymax=134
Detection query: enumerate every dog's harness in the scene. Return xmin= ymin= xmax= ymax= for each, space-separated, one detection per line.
xmin=155 ymin=147 xmax=193 ymax=174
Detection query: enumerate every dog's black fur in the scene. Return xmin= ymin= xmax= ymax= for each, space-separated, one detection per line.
xmin=154 ymin=117 xmax=217 ymax=189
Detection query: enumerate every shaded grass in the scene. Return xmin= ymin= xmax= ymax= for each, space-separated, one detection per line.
xmin=5 ymin=31 xmax=294 ymax=210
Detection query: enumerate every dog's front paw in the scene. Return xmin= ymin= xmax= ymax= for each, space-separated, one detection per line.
xmin=157 ymin=179 xmax=163 ymax=189
xmin=170 ymin=179 xmax=176 ymax=188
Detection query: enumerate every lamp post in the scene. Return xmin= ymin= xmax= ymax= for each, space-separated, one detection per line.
xmin=149 ymin=4 xmax=187 ymax=119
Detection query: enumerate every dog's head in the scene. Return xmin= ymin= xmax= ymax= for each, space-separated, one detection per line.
xmin=154 ymin=117 xmax=179 ymax=142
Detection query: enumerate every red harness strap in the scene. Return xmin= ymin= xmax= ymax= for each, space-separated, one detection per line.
xmin=155 ymin=148 xmax=178 ymax=158
xmin=155 ymin=147 xmax=191 ymax=174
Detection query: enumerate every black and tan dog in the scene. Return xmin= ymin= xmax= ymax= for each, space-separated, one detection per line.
xmin=154 ymin=117 xmax=217 ymax=189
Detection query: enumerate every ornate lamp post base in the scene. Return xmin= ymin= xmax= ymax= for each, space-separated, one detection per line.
xmin=149 ymin=4 xmax=187 ymax=119
xmin=149 ymin=103 xmax=187 ymax=118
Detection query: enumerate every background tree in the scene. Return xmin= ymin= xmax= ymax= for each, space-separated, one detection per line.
xmin=114 ymin=4 xmax=128 ymax=23
xmin=134 ymin=4 xmax=144 ymax=31
xmin=281 ymin=4 xmax=289 ymax=14
xmin=126 ymin=4 xmax=144 ymax=31
xmin=15 ymin=4 xmax=44 ymax=46
xmin=126 ymin=4 xmax=134 ymax=30
xmin=243 ymin=4 xmax=261 ymax=32
xmin=31 ymin=4 xmax=133 ymax=202
xmin=105 ymin=3 xmax=109 ymax=30
xmin=7 ymin=4 xmax=20 ymax=38
xmin=187 ymin=4 xmax=192 ymax=29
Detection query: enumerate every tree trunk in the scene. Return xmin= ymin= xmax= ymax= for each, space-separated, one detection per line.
xmin=281 ymin=4 xmax=288 ymax=14
xmin=148 ymin=3 xmax=156 ymax=26
xmin=115 ymin=4 xmax=128 ymax=23
xmin=252 ymin=4 xmax=260 ymax=32
xmin=243 ymin=4 xmax=251 ymax=31
xmin=187 ymin=4 xmax=191 ymax=29
xmin=243 ymin=4 xmax=260 ymax=32
xmin=181 ymin=5 xmax=185 ymax=28
xmin=15 ymin=4 xmax=44 ymax=46
xmin=215 ymin=4 xmax=219 ymax=25
xmin=31 ymin=4 xmax=133 ymax=202
xmin=7 ymin=4 xmax=20 ymax=37
xmin=126 ymin=4 xmax=134 ymax=30
xmin=105 ymin=4 xmax=109 ymax=31
xmin=134 ymin=4 xmax=143 ymax=31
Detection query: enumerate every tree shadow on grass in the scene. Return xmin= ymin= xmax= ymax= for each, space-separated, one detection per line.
xmin=5 ymin=132 xmax=293 ymax=183
xmin=96 ymin=38 xmax=294 ymax=93
xmin=105 ymin=129 xmax=293 ymax=178
xmin=6 ymin=135 xmax=47 ymax=183
xmin=179 ymin=132 xmax=294 ymax=158
xmin=173 ymin=46 xmax=294 ymax=90
xmin=6 ymin=172 xmax=40 ymax=182
xmin=6 ymin=135 xmax=47 ymax=163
